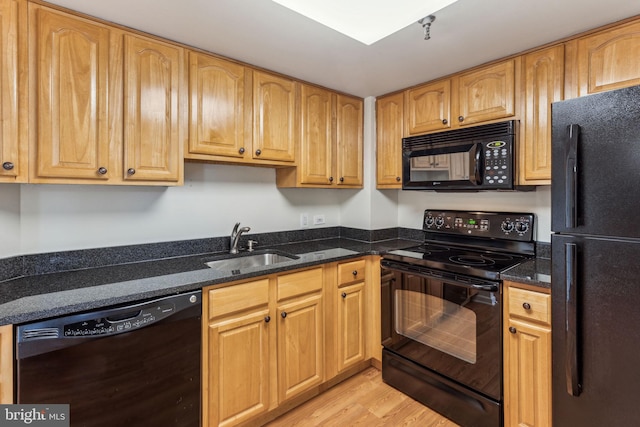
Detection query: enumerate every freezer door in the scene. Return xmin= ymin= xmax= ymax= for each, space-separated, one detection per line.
xmin=552 ymin=234 xmax=640 ymax=426
xmin=551 ymin=85 xmax=640 ymax=238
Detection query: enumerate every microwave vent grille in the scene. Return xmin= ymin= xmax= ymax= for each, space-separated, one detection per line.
xmin=403 ymin=120 xmax=516 ymax=150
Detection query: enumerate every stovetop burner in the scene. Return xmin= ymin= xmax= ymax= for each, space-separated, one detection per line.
xmin=448 ymin=255 xmax=496 ymax=266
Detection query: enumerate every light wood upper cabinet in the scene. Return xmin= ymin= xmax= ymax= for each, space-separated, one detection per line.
xmin=29 ymin=4 xmax=184 ymax=185
xmin=568 ymin=19 xmax=640 ymax=98
xmin=276 ymin=88 xmax=363 ymax=188
xmin=0 ymin=324 xmax=13 ymax=404
xmin=376 ymin=92 xmax=403 ymax=188
xmin=335 ymin=94 xmax=363 ymax=186
xmin=520 ymin=45 xmax=564 ymax=185
xmin=253 ymin=70 xmax=297 ymax=162
xmin=405 ymin=79 xmax=451 ymax=135
xmin=187 ymin=52 xmax=249 ymax=160
xmin=0 ymin=0 xmax=26 ymax=183
xmin=456 ymin=59 xmax=517 ymax=126
xmin=123 ymin=34 xmax=184 ymax=183
xmin=299 ymin=84 xmax=333 ymax=184
xmin=503 ymin=282 xmax=552 ymax=427
xmin=30 ymin=5 xmax=113 ymax=182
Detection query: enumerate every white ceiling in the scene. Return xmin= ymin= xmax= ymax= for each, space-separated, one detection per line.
xmin=45 ymin=0 xmax=640 ymax=98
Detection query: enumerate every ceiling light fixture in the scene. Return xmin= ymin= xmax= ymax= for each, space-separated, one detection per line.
xmin=270 ymin=0 xmax=457 ymax=45
xmin=418 ymin=15 xmax=436 ymax=40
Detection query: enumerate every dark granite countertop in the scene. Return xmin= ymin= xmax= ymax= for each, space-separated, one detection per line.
xmin=0 ymin=238 xmax=418 ymax=326
xmin=501 ymin=258 xmax=551 ymax=289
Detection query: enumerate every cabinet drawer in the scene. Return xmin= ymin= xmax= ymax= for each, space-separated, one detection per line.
xmin=338 ymin=259 xmax=366 ymax=285
xmin=277 ymin=267 xmax=323 ymax=301
xmin=208 ymin=278 xmax=269 ymax=320
xmin=508 ymin=287 xmax=551 ymax=326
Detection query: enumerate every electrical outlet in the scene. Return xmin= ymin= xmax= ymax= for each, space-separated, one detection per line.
xmin=313 ymin=214 xmax=325 ymax=225
xmin=300 ymin=213 xmax=309 ymax=227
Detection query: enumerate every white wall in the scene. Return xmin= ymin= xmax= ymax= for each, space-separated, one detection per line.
xmin=15 ymin=164 xmax=344 ymax=255
xmin=0 ymin=185 xmax=21 ymax=258
xmin=397 ymin=186 xmax=552 ymax=242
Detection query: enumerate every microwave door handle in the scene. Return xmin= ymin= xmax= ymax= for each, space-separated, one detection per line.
xmin=471 ymin=142 xmax=483 ymax=185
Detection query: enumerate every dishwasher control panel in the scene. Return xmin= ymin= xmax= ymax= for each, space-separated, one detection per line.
xmin=63 ymin=303 xmax=175 ymax=337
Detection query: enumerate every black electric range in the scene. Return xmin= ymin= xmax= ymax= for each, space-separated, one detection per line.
xmin=380 ymin=209 xmax=536 ymax=427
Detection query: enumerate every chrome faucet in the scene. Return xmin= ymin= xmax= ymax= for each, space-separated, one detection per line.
xmin=230 ymin=222 xmax=251 ymax=254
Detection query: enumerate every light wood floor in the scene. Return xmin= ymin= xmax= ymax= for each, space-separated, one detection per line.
xmin=265 ymin=367 xmax=460 ymax=426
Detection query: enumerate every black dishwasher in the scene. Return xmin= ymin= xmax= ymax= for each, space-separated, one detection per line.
xmin=16 ymin=291 xmax=202 ymax=427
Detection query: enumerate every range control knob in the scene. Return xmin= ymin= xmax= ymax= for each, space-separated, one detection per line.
xmin=425 ymin=216 xmax=435 ymax=227
xmin=501 ymin=221 xmax=514 ymax=233
xmin=515 ymin=221 xmax=529 ymax=233
xmin=434 ymin=217 xmax=445 ymax=227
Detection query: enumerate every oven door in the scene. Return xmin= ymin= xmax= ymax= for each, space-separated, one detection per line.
xmin=381 ymin=259 xmax=502 ymax=400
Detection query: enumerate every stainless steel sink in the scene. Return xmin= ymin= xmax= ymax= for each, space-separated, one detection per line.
xmin=204 ymin=251 xmax=298 ymax=270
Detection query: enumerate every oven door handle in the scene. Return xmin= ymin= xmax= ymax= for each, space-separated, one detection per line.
xmin=381 ymin=260 xmax=499 ymax=292
xmin=471 ymin=283 xmax=499 ymax=292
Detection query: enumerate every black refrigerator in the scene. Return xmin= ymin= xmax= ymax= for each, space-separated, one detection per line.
xmin=551 ymin=84 xmax=640 ymax=425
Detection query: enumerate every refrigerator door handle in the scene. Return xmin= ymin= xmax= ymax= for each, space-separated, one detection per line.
xmin=565 ymin=242 xmax=582 ymax=396
xmin=565 ymin=124 xmax=580 ymax=228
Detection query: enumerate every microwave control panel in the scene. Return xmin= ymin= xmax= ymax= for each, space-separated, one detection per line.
xmin=483 ymin=140 xmax=513 ymax=187
xmin=423 ymin=210 xmax=534 ymax=241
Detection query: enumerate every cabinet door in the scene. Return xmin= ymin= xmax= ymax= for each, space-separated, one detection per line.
xmin=521 ymin=45 xmax=564 ymax=184
xmin=376 ymin=93 xmax=403 ymax=188
xmin=253 ymin=71 xmax=296 ymax=162
xmin=32 ymin=6 xmax=112 ymax=180
xmin=456 ymin=59 xmax=516 ymax=126
xmin=574 ymin=20 xmax=640 ymax=97
xmin=299 ymin=84 xmax=332 ymax=184
xmin=335 ymin=94 xmax=363 ymax=186
xmin=337 ymin=282 xmax=365 ymax=373
xmin=0 ymin=324 xmax=12 ymax=404
xmin=0 ymin=0 xmax=25 ymax=182
xmin=208 ymin=310 xmax=271 ymax=427
xmin=504 ymin=319 xmax=552 ymax=427
xmin=123 ymin=34 xmax=183 ymax=183
xmin=188 ymin=52 xmax=248 ymax=159
xmin=405 ymin=79 xmax=451 ymax=135
xmin=277 ymin=293 xmax=323 ymax=403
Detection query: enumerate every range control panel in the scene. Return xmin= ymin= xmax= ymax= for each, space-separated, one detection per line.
xmin=423 ymin=210 xmax=534 ymax=241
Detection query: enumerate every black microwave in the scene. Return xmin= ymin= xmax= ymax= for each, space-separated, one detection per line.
xmin=402 ymin=120 xmax=521 ymax=191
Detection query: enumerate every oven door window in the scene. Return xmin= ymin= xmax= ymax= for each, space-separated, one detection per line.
xmin=409 ymin=146 xmax=473 ymax=183
xmin=395 ymin=288 xmax=477 ymax=364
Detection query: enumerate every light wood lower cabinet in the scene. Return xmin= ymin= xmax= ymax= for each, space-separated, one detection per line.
xmin=203 ymin=267 xmax=324 ymax=427
xmin=336 ymin=259 xmax=366 ymax=373
xmin=0 ymin=324 xmax=13 ymax=404
xmin=503 ymin=281 xmax=552 ymax=427
xmin=204 ymin=279 xmax=271 ymax=427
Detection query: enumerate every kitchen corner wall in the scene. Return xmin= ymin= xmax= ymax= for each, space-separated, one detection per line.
xmin=0 ymin=95 xmax=550 ymax=259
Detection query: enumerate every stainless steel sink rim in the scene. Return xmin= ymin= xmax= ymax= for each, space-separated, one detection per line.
xmin=204 ymin=251 xmax=299 ymax=270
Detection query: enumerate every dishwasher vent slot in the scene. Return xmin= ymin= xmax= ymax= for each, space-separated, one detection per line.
xmin=22 ymin=328 xmax=59 ymax=340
